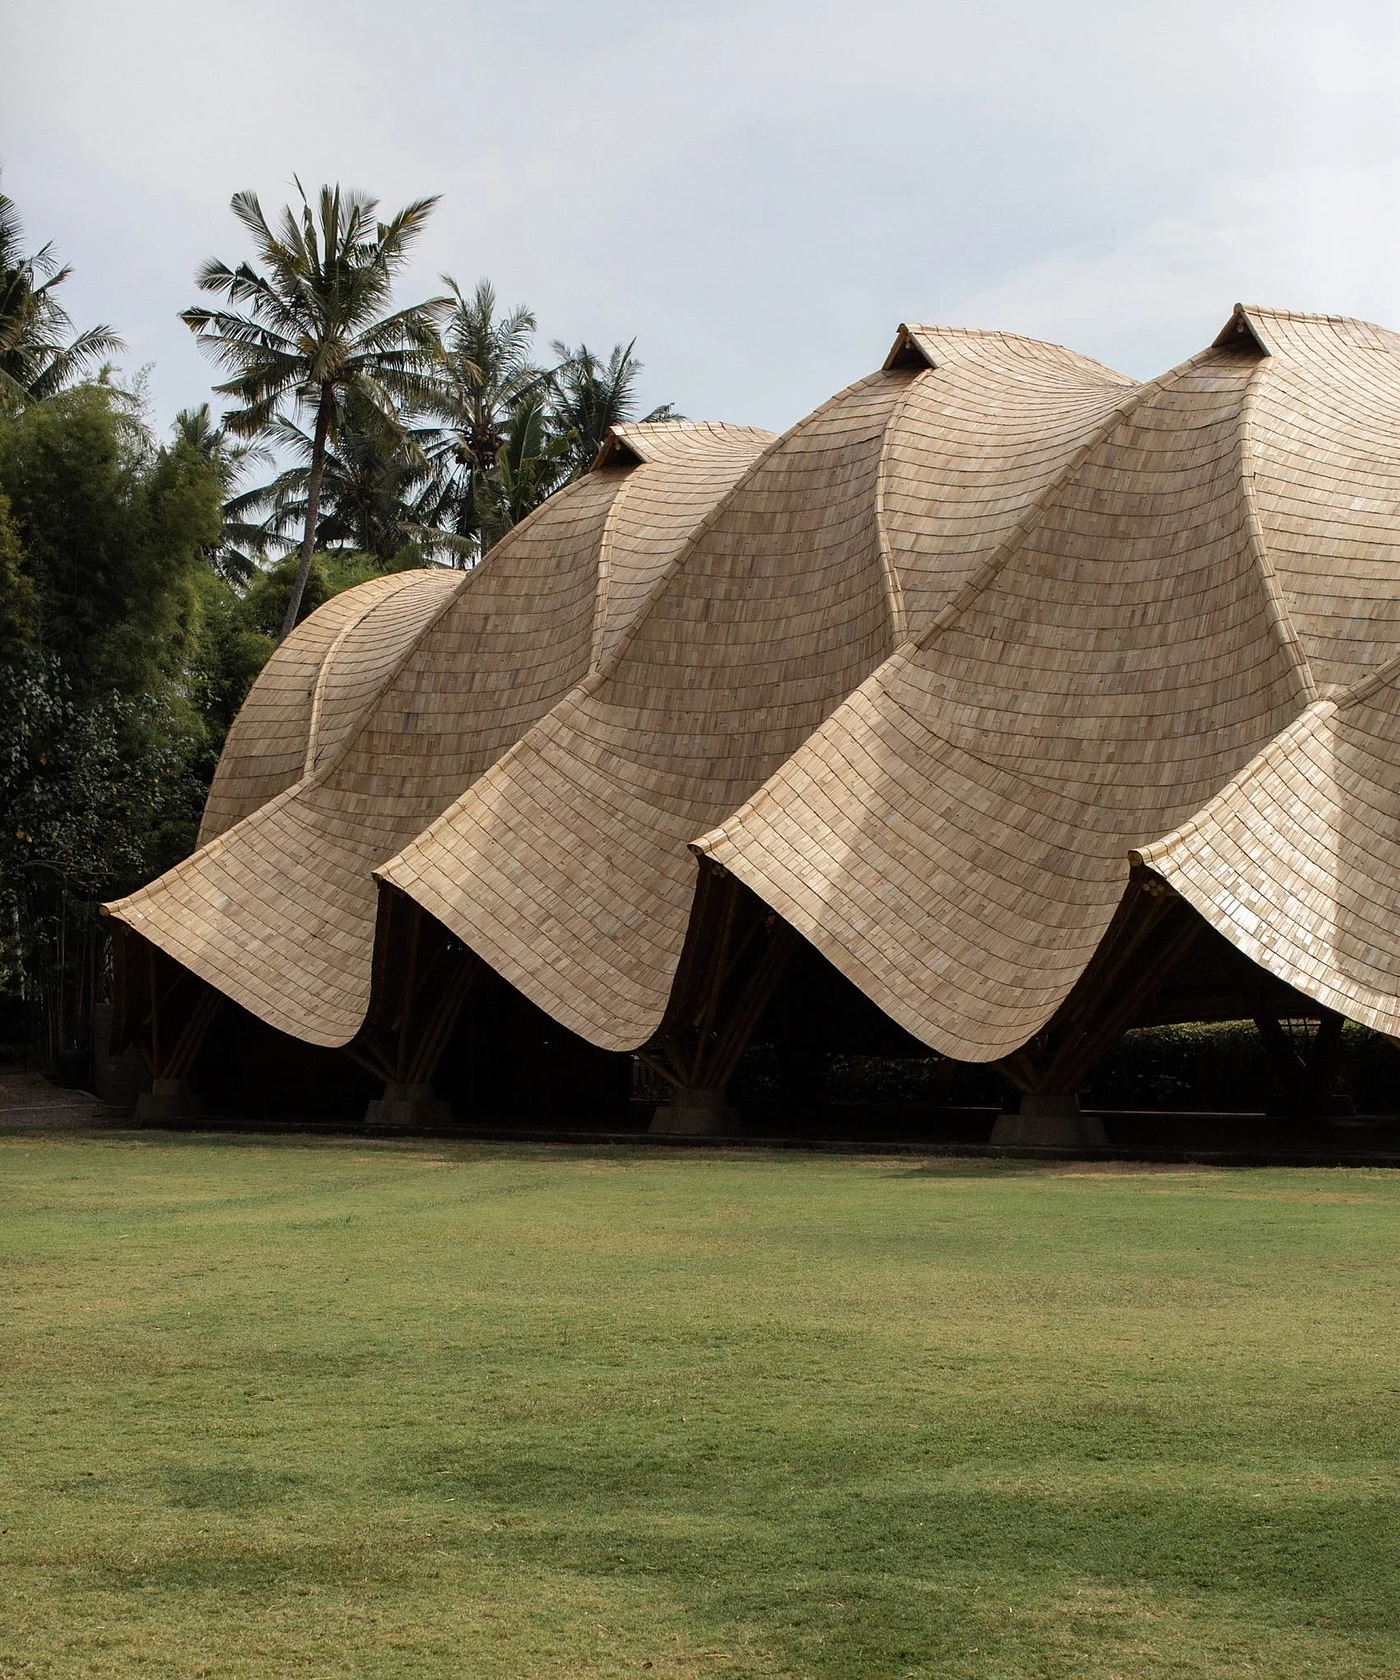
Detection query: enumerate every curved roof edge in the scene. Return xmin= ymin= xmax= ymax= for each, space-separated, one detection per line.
xmin=198 ymin=569 xmax=461 ymax=844
xmin=104 ymin=420 xmax=778 ymax=1049
xmin=1132 ymin=658 xmax=1400 ymax=1037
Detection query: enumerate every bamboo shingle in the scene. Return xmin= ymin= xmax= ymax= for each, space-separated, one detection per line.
xmin=109 ymin=307 xmax=1400 ymax=1076
xmin=1133 ymin=651 xmax=1400 ymax=1035
xmin=197 ymin=570 xmax=456 ymax=843
xmin=104 ymin=423 xmax=773 ymax=1044
xmin=377 ymin=335 xmax=1134 ymax=1049
xmin=695 ymin=310 xmax=1400 ymax=1059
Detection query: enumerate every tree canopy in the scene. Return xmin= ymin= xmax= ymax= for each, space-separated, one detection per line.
xmin=0 ymin=180 xmax=123 ymax=410
xmin=0 ymin=173 xmax=681 ymax=1075
xmin=182 ymin=181 xmax=448 ymax=637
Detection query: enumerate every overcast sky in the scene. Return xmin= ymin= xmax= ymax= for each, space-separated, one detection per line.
xmin=3 ymin=0 xmax=1398 ymax=435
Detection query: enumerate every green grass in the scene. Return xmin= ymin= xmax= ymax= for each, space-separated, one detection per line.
xmin=2 ymin=1134 xmax=1399 ymax=1678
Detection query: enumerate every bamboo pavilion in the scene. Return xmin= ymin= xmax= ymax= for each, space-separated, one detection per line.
xmin=104 ymin=307 xmax=1400 ymax=1143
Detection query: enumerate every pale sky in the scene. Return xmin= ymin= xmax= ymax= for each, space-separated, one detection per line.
xmin=3 ymin=0 xmax=1398 ymax=435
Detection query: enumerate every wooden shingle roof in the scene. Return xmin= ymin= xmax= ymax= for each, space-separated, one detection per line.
xmin=380 ymin=333 xmax=1133 ymax=1050
xmin=108 ymin=310 xmax=1400 ymax=1066
xmin=104 ymin=422 xmax=773 ymax=1044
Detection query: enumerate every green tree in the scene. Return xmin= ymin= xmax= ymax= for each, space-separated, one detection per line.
xmin=0 ymin=383 xmax=222 ymax=707
xmin=185 ymin=568 xmax=276 ymax=740
xmin=0 ymin=389 xmax=237 ymax=1071
xmin=471 ymin=387 xmax=569 ymax=550
xmin=231 ymin=548 xmax=412 ymax=646
xmin=171 ymin=403 xmax=270 ymax=583
xmin=234 ymin=389 xmax=441 ymax=566
xmin=0 ymin=655 xmax=206 ymax=1068
xmin=549 ymin=338 xmax=681 ymax=481
xmin=0 ymin=181 xmax=123 ymax=410
xmin=181 ymin=181 xmax=448 ymax=640
xmin=0 ymin=491 xmax=37 ymax=662
xmin=424 ymin=279 xmax=555 ymax=555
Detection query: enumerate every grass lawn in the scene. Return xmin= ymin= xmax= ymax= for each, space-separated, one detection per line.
xmin=2 ymin=1134 xmax=1399 ymax=1678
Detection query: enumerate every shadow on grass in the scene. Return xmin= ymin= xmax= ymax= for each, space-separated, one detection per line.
xmin=87 ymin=1483 xmax=1398 ymax=1676
xmin=374 ymin=1430 xmax=1400 ymax=1662
xmin=156 ymin=1464 xmax=310 ymax=1512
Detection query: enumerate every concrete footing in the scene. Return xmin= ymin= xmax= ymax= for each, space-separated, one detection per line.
xmin=989 ymin=1093 xmax=1106 ymax=1148
xmin=648 ymin=1087 xmax=741 ymax=1135
xmin=365 ymin=1082 xmax=454 ymax=1129
xmin=134 ymin=1077 xmax=206 ymax=1122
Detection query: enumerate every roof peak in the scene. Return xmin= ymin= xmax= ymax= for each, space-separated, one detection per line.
xmin=591 ymin=420 xmax=772 ymax=472
xmin=884 ymin=323 xmax=1134 ymax=382
xmin=1213 ymin=303 xmax=1400 ymax=355
xmin=1212 ymin=305 xmax=1274 ymax=356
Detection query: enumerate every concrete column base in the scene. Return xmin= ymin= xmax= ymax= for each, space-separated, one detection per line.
xmin=134 ymin=1077 xmax=205 ymax=1122
xmin=649 ymin=1087 xmax=741 ymax=1135
xmin=989 ymin=1093 xmax=1106 ymax=1148
xmin=365 ymin=1082 xmax=454 ymax=1129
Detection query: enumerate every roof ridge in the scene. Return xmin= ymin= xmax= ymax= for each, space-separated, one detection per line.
xmin=1332 ymin=641 xmax=1400 ymax=708
xmin=589 ymin=445 xmax=636 ymax=668
xmin=589 ymin=368 xmax=906 ymax=684
xmin=903 ymin=332 xmax=1295 ymax=664
xmin=593 ymin=419 xmax=776 ymax=471
xmin=873 ymin=365 xmax=927 ymax=643
xmin=1236 ymin=302 xmax=1391 ymax=327
xmin=1237 ymin=357 xmax=1318 ymax=708
xmin=301 ymin=569 xmax=469 ymax=793
xmin=1127 ymin=699 xmax=1335 ymax=871
xmin=1239 ymin=302 xmax=1400 ymax=335
xmin=303 ymin=570 xmax=450 ymax=778
xmin=893 ymin=323 xmax=1134 ymax=383
xmin=615 ymin=418 xmax=760 ymax=433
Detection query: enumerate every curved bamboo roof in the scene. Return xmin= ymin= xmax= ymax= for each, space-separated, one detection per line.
xmin=108 ymin=307 xmax=1400 ymax=1069
xmin=380 ymin=332 xmax=1133 ymax=1049
xmin=105 ymin=422 xmax=774 ymax=1044
xmin=198 ymin=568 xmax=460 ymax=844
xmin=692 ymin=308 xmax=1400 ymax=1059
xmin=1133 ymin=649 xmax=1400 ymax=1037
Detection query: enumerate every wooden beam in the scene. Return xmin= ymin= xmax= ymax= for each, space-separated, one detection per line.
xmin=394 ymin=900 xmax=425 ymax=1083
xmin=691 ymin=881 xmax=741 ymax=1053
xmin=162 ymin=986 xmax=222 ymax=1081
xmin=1253 ymin=1005 xmax=1345 ymax=1112
xmin=1038 ymin=907 xmax=1203 ymax=1095
xmin=996 ymin=867 xmax=1209 ymax=1097
xmin=340 ymin=1041 xmax=397 ymax=1081
xmin=633 ymin=1048 xmax=683 ymax=1090
xmin=645 ymin=861 xmax=796 ymax=1092
xmin=700 ymin=917 xmax=796 ymax=1089
xmin=147 ymin=943 xmax=161 ymax=1076
xmin=406 ymin=949 xmax=482 ymax=1085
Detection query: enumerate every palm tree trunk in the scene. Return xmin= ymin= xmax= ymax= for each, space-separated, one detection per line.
xmin=278 ymin=381 xmax=332 ymax=642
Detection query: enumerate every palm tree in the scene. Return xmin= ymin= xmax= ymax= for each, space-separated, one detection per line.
xmin=171 ymin=404 xmax=270 ymax=584
xmin=437 ymin=279 xmax=539 ymax=467
xmin=422 ymin=278 xmax=553 ymax=558
xmin=548 ymin=338 xmax=682 ymax=481
xmin=234 ymin=390 xmax=449 ymax=566
xmin=0 ymin=182 xmax=123 ymax=409
xmin=468 ymin=387 xmax=570 ymax=553
xmin=181 ymin=181 xmax=448 ymax=639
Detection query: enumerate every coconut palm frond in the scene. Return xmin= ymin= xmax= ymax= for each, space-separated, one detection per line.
xmin=184 ymin=179 xmax=446 ymax=635
xmin=0 ymin=177 xmax=127 ymax=409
